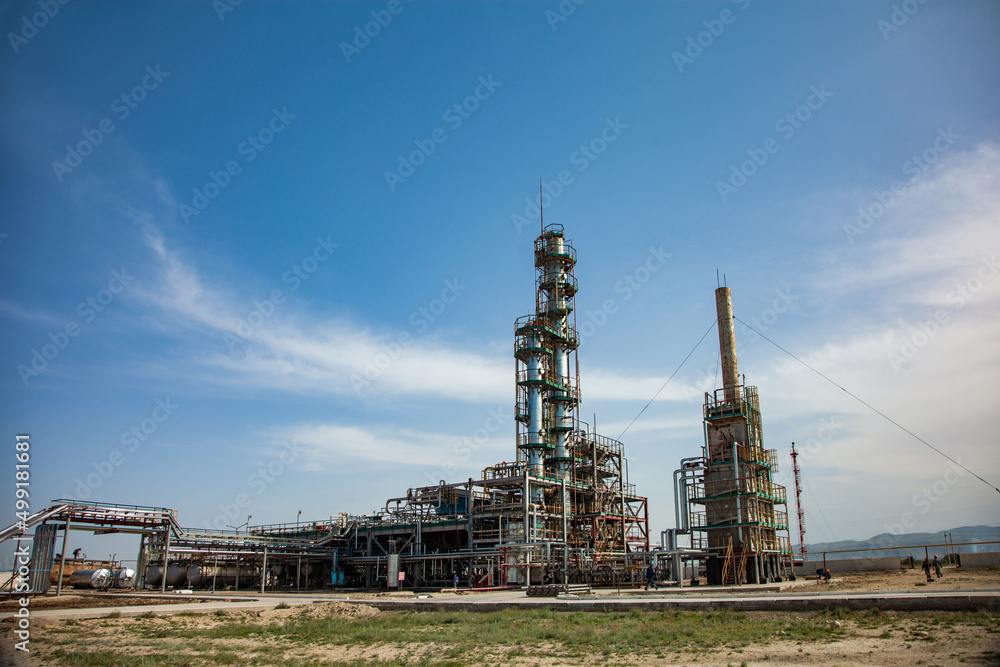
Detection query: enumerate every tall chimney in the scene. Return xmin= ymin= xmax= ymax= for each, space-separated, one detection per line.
xmin=715 ymin=287 xmax=739 ymax=403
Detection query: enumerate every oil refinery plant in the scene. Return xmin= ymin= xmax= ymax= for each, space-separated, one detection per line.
xmin=2 ymin=224 xmax=792 ymax=594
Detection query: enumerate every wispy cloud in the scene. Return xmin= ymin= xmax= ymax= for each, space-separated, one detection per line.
xmin=820 ymin=142 xmax=1000 ymax=309
xmin=258 ymin=420 xmax=507 ymax=470
xmin=0 ymin=299 xmax=64 ymax=327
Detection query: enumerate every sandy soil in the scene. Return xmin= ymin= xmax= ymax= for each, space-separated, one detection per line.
xmin=1 ymin=600 xmax=996 ymax=666
xmin=2 ymin=570 xmax=998 ymax=666
xmin=803 ymin=565 xmax=1000 ymax=594
xmin=603 ymin=566 xmax=1000 ymax=597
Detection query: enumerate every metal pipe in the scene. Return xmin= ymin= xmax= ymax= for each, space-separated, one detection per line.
xmin=561 ymin=480 xmax=568 ymax=545
xmin=672 ymin=459 xmax=704 ymax=533
xmin=733 ymin=441 xmax=743 ymax=544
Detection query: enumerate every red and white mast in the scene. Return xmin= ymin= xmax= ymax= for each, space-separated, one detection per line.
xmin=790 ymin=442 xmax=807 ymax=555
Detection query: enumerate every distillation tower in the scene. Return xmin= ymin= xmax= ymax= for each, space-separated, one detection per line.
xmin=673 ymin=287 xmax=792 ymax=585
xmin=514 ymin=226 xmax=580 ymax=524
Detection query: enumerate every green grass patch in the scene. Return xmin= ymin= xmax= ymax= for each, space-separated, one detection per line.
xmin=41 ymin=608 xmax=1000 ymax=666
xmin=168 ymin=607 xmax=844 ymax=654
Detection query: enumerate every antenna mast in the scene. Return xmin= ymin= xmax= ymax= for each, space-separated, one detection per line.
xmin=539 ymin=178 xmax=544 ymax=234
xmin=790 ymin=442 xmax=807 ymax=555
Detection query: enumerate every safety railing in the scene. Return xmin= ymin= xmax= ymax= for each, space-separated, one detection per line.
xmin=691 ymin=477 xmax=787 ymax=504
xmin=538 ymin=272 xmax=578 ymax=296
xmin=514 ymin=316 xmax=578 ymax=345
xmin=516 ymin=431 xmax=555 ymax=450
xmin=534 ymin=230 xmax=577 ymax=264
xmin=482 ymin=461 xmax=527 ymax=480
xmin=515 ymin=368 xmax=579 ymax=398
xmin=703 ymin=384 xmax=760 ymax=420
xmin=706 ymin=442 xmax=771 ymax=467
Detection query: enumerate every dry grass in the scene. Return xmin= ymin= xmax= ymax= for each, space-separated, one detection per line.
xmin=4 ymin=603 xmax=998 ymax=666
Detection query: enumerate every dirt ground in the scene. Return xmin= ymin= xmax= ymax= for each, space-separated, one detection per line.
xmin=795 ymin=565 xmax=1000 ymax=594
xmin=3 ymin=601 xmax=997 ymax=666
xmin=1 ymin=569 xmax=998 ymax=666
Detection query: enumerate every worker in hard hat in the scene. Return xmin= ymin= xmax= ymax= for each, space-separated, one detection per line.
xmin=933 ymin=555 xmax=942 ymax=578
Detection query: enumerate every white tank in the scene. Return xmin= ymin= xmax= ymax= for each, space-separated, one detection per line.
xmin=70 ymin=568 xmax=111 ymax=589
xmin=111 ymin=567 xmax=136 ymax=588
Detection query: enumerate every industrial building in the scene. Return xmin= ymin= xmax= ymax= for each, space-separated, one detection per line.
xmin=3 ymin=224 xmax=790 ymax=595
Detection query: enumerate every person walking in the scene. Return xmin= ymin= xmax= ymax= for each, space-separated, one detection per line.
xmin=645 ymin=563 xmax=658 ymax=591
xmin=453 ymin=573 xmax=459 ymax=591
xmin=933 ymin=555 xmax=943 ymax=578
xmin=921 ymin=558 xmax=933 ymax=582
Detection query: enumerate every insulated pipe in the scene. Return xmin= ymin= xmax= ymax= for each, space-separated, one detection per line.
xmin=715 ymin=287 xmax=739 ymax=403
xmin=734 ymin=441 xmax=743 ymax=544
xmin=672 ymin=470 xmax=686 ymax=531
xmin=527 ymin=352 xmax=544 ymax=477
xmin=672 ymin=458 xmax=705 ymax=532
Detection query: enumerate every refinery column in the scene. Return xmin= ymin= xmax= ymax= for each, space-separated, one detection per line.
xmin=514 ymin=224 xmax=580 ymax=505
xmin=539 ymin=228 xmax=579 ymax=482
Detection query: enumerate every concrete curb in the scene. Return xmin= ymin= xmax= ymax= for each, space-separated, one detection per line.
xmin=350 ymin=592 xmax=998 ymax=613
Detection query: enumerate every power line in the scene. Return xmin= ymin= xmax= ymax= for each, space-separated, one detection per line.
xmin=734 ymin=316 xmax=1000 ymax=496
xmin=617 ymin=319 xmax=718 ymax=441
xmin=803 ymin=478 xmax=838 ymax=544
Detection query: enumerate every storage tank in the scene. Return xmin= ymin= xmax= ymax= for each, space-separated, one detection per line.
xmin=145 ymin=563 xmax=187 ymax=587
xmin=185 ymin=564 xmax=249 ymax=588
xmin=70 ymin=568 xmax=111 ymax=589
xmin=110 ymin=567 xmax=136 ymax=588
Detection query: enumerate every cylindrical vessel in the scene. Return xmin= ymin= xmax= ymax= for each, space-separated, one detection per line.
xmin=186 ymin=564 xmax=247 ymax=588
xmin=145 ymin=563 xmax=187 ymax=587
xmin=110 ymin=568 xmax=136 ymax=588
xmin=70 ymin=568 xmax=111 ymax=589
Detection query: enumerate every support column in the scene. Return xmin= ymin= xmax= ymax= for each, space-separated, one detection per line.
xmin=467 ymin=478 xmax=474 ymax=551
xmin=160 ymin=526 xmax=171 ymax=594
xmin=55 ymin=515 xmax=71 ymax=596
xmin=260 ymin=546 xmax=267 ymax=594
xmin=136 ymin=533 xmax=146 ymax=589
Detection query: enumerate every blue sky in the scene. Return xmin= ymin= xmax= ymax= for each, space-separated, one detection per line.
xmin=2 ymin=0 xmax=998 ymax=567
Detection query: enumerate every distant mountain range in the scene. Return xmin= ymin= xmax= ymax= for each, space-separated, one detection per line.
xmin=801 ymin=525 xmax=1000 ymax=559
